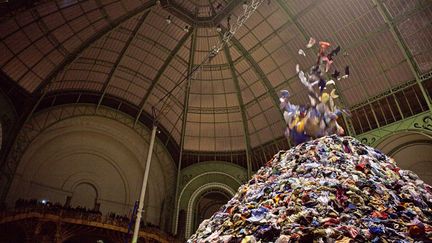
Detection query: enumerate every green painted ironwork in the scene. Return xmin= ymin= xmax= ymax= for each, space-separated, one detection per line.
xmin=172 ymin=27 xmax=196 ymax=234
xmin=96 ymin=11 xmax=151 ymax=110
xmin=355 ymin=110 xmax=432 ymax=147
xmin=33 ymin=2 xmax=155 ymax=95
xmin=372 ymin=0 xmax=432 ymax=110
xmin=134 ymin=28 xmax=194 ymax=126
xmin=222 ymin=38 xmax=253 ymax=179
xmin=174 ymin=161 xmax=247 ymax=234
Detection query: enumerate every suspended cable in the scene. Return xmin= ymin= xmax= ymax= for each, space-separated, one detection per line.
xmin=152 ymin=0 xmax=267 ymax=125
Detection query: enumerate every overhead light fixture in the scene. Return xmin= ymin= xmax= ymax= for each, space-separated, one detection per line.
xmin=243 ymin=1 xmax=248 ymax=9
xmin=216 ymin=25 xmax=222 ymax=32
xmin=156 ymin=0 xmax=161 ymax=6
xmin=166 ymin=15 xmax=171 ymax=24
xmin=184 ymin=25 xmax=189 ymax=32
xmin=216 ymin=3 xmax=222 ymax=10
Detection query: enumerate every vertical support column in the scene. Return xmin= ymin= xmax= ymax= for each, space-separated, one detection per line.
xmin=392 ymin=94 xmax=405 ymax=119
xmin=369 ymin=104 xmax=381 ymax=128
xmin=222 ymin=39 xmax=253 ymax=179
xmin=173 ymin=28 xmax=196 ymax=235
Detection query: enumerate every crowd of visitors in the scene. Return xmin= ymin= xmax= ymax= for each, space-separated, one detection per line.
xmin=0 ymin=198 xmax=176 ymax=241
xmin=2 ymin=198 xmax=154 ymax=230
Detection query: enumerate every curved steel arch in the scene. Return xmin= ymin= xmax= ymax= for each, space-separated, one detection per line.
xmin=223 ymin=27 xmax=292 ymax=155
xmin=174 ymin=170 xmax=242 ymax=234
xmin=185 ymin=182 xmax=235 ymax=237
xmin=33 ymin=2 xmax=156 ymax=96
xmin=221 ymin=36 xmax=253 ymax=178
xmin=387 ymin=139 xmax=432 ymax=157
xmin=0 ymin=103 xmax=178 ymax=201
xmin=134 ymin=27 xmax=194 ymax=125
xmin=96 ymin=11 xmax=151 ymax=109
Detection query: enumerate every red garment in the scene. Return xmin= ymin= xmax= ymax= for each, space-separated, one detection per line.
xmin=355 ymin=161 xmax=367 ymax=171
xmin=371 ymin=211 xmax=388 ymax=219
xmin=336 ymin=188 xmax=348 ymax=205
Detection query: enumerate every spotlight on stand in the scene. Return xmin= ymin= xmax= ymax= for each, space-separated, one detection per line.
xmin=166 ymin=15 xmax=171 ymax=24
xmin=216 ymin=24 xmax=222 ymax=32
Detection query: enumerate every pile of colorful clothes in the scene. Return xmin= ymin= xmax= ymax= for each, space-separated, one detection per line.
xmin=188 ymin=136 xmax=432 ymax=242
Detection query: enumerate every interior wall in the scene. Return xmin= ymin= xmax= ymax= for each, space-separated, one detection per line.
xmin=376 ymin=131 xmax=432 ymax=185
xmin=6 ymin=111 xmax=177 ymax=230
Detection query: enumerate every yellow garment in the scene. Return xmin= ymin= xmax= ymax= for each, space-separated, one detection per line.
xmin=296 ymin=118 xmax=306 ymax=132
xmin=336 ymin=236 xmax=352 ymax=243
xmin=241 ymin=236 xmax=256 ymax=243
xmin=321 ymin=92 xmax=329 ymax=103
xmin=290 ymin=117 xmax=299 ymax=129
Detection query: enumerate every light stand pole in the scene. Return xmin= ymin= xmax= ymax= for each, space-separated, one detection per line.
xmin=131 ymin=122 xmax=158 ymax=243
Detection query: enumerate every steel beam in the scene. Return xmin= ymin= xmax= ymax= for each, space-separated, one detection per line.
xmin=173 ymin=27 xmax=196 ymax=235
xmin=134 ymin=29 xmax=193 ymax=126
xmin=222 ymin=36 xmax=253 ymax=178
xmin=162 ymin=0 xmax=244 ymax=27
xmin=33 ymin=2 xmax=155 ymax=96
xmin=223 ymin=28 xmax=284 ymax=121
xmin=373 ymin=0 xmax=432 ymax=110
xmin=96 ymin=11 xmax=150 ymax=110
xmin=226 ymin=30 xmax=291 ymax=149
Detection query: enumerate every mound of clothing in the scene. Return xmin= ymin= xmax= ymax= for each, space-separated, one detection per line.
xmin=188 ymin=136 xmax=432 ymax=242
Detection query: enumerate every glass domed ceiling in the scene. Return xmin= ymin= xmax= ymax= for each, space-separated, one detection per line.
xmin=171 ymin=0 xmax=229 ymax=18
xmin=0 ymin=0 xmax=431 ymax=154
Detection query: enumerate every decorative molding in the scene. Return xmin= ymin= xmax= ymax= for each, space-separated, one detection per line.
xmin=420 ymin=70 xmax=432 ymax=82
xmin=360 ymin=137 xmax=376 ymax=146
xmin=413 ymin=115 xmax=432 ymax=132
xmin=356 ymin=111 xmax=432 ymax=147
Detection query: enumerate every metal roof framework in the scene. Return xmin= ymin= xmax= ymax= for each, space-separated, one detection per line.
xmin=0 ymin=0 xmax=431 ymax=169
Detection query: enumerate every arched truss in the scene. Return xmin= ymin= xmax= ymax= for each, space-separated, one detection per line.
xmin=0 ymin=103 xmax=176 ymax=201
xmin=2 ymin=0 xmax=431 ymax=161
xmin=174 ymin=160 xmax=247 ymax=234
xmin=195 ymin=189 xmax=231 ymax=219
xmin=356 ymin=110 xmax=432 ymax=147
xmin=185 ymin=182 xmax=235 ymax=238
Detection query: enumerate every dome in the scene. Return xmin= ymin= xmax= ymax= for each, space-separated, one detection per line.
xmin=0 ymin=0 xmax=431 ymax=170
